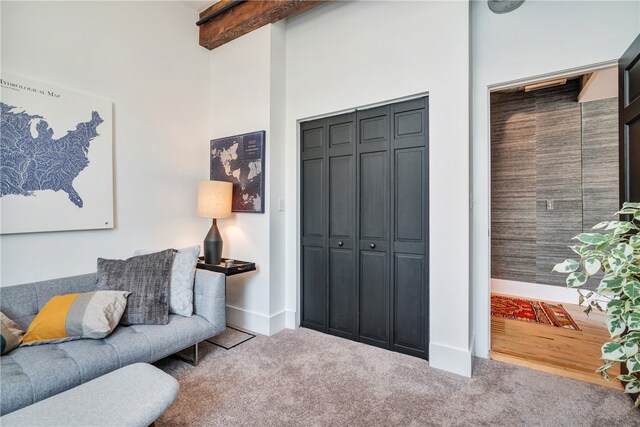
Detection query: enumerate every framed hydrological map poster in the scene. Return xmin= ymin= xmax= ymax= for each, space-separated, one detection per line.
xmin=0 ymin=73 xmax=113 ymax=234
xmin=210 ymin=131 xmax=265 ymax=213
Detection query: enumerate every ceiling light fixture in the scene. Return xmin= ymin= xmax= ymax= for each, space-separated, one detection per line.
xmin=488 ymin=0 xmax=526 ymax=14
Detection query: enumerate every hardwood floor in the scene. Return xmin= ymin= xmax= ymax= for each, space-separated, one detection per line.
xmin=490 ymin=293 xmax=622 ymax=390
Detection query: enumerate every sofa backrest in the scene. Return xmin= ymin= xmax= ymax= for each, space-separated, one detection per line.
xmin=0 ymin=274 xmax=97 ymax=331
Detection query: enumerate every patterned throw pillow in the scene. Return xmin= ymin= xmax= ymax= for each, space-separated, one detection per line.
xmin=21 ymin=291 xmax=130 ymax=346
xmin=96 ymin=249 xmax=175 ymax=325
xmin=134 ymin=246 xmax=200 ymax=317
xmin=1 ymin=312 xmax=25 ymax=354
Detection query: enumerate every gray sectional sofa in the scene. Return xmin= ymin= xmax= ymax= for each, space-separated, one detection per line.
xmin=0 ymin=269 xmax=226 ymax=415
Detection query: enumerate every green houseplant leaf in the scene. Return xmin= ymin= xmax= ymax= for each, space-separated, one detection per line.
xmin=625 ymin=380 xmax=640 ymax=394
xmin=623 ymin=280 xmax=640 ymax=301
xmin=566 ymin=272 xmax=587 ymax=288
xmin=575 ymin=233 xmax=609 ymax=245
xmin=584 ymin=258 xmax=602 ymax=276
xmin=602 ymin=342 xmax=627 ymax=361
xmin=599 ymin=276 xmax=625 ymax=292
xmin=623 ymin=341 xmax=639 ymax=358
xmin=552 ymin=259 xmax=579 ymax=273
xmin=627 ymin=313 xmax=640 ymax=331
xmin=607 ymin=316 xmax=626 ymax=337
xmin=628 ymin=355 xmax=640 ymax=374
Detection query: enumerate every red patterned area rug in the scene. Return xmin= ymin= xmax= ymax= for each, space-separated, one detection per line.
xmin=491 ymin=295 xmax=581 ymax=331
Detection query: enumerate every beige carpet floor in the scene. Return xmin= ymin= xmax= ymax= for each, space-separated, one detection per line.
xmin=154 ymin=328 xmax=638 ymax=426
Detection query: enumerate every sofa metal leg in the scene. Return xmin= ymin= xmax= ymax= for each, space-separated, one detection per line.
xmin=192 ymin=342 xmax=199 ymax=366
xmin=175 ymin=342 xmax=199 ymax=366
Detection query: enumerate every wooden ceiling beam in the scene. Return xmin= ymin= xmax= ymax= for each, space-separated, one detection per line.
xmin=198 ymin=0 xmax=322 ymax=50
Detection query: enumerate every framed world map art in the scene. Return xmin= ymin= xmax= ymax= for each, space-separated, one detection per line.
xmin=210 ymin=131 xmax=265 ymax=213
xmin=0 ymin=73 xmax=113 ymax=234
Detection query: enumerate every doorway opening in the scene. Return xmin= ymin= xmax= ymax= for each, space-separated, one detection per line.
xmin=489 ymin=65 xmax=622 ymax=390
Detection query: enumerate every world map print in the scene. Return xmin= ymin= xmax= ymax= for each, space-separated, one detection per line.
xmin=210 ymin=131 xmax=265 ymax=213
xmin=1 ymin=102 xmax=103 ymax=208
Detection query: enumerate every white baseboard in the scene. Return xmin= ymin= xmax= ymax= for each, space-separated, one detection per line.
xmin=491 ymin=278 xmax=582 ymax=305
xmin=226 ymin=305 xmax=270 ymax=335
xmin=285 ymin=309 xmax=297 ymax=329
xmin=268 ymin=310 xmax=289 ymax=335
xmin=429 ymin=341 xmax=473 ymax=377
xmin=226 ymin=305 xmax=294 ymax=336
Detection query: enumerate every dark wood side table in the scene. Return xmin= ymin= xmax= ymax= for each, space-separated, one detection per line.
xmin=196 ymin=257 xmax=256 ymax=276
xmin=196 ymin=257 xmax=257 ymax=349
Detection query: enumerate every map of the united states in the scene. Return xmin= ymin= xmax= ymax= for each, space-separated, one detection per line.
xmin=0 ymin=102 xmax=103 ymax=208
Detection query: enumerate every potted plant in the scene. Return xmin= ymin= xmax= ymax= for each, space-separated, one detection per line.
xmin=553 ymin=202 xmax=640 ymax=406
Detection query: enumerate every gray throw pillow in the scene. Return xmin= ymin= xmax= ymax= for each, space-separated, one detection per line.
xmin=134 ymin=246 xmax=199 ymax=317
xmin=96 ymin=249 xmax=175 ymax=325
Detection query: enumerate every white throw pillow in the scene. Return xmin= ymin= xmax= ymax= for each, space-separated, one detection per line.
xmin=134 ymin=245 xmax=200 ymax=317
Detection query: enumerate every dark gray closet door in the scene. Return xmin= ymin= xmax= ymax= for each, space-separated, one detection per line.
xmin=327 ymin=113 xmax=357 ymax=339
xmin=357 ymin=105 xmax=391 ymax=348
xmin=300 ymin=97 xmax=429 ymax=360
xmin=301 ymin=119 xmax=327 ymax=331
xmin=390 ymin=98 xmax=428 ymax=358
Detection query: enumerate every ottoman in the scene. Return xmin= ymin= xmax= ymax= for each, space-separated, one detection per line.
xmin=0 ymin=363 xmax=179 ymax=426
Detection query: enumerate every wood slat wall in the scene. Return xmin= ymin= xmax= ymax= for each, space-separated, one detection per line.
xmin=582 ymin=98 xmax=619 ymax=231
xmin=535 ymin=82 xmax=583 ymax=287
xmin=491 ymin=91 xmax=537 ymax=283
xmin=491 ymin=82 xmax=619 ymax=288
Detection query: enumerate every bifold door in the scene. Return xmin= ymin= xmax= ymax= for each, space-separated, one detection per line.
xmin=301 ymin=97 xmax=429 ymax=359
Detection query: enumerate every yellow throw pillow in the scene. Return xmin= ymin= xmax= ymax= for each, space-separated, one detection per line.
xmin=22 ymin=291 xmax=130 ymax=346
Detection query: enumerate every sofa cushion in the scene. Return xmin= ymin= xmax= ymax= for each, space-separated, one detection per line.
xmin=96 ymin=250 xmax=174 ymax=325
xmin=123 ymin=314 xmax=217 ymax=360
xmin=2 ymin=344 xmax=84 ymax=414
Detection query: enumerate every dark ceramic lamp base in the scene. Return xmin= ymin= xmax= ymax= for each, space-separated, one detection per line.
xmin=204 ymin=219 xmax=223 ymax=265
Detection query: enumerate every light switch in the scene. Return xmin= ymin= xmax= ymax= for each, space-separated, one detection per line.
xmin=278 ymin=198 xmax=285 ymax=211
xmin=547 ymin=200 xmax=554 ymax=210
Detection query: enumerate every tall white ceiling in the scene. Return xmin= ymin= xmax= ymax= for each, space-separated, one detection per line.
xmin=180 ymin=1 xmax=214 ymax=13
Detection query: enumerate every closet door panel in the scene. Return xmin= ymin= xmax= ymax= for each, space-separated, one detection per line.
xmin=329 ymin=156 xmax=354 ymax=238
xmin=329 ymin=248 xmax=356 ymax=337
xmin=357 ymin=105 xmax=391 ymax=348
xmin=359 ymin=151 xmax=388 ymax=244
xmin=390 ymin=98 xmax=428 ymax=358
xmin=301 ymin=119 xmax=327 ymax=331
xmin=394 ymin=148 xmax=425 ymax=242
xmin=327 ymin=113 xmax=357 ymax=340
xmin=359 ymin=250 xmax=389 ymax=347
xmin=302 ymin=246 xmax=326 ymax=329
xmin=393 ymin=253 xmax=425 ymax=354
xmin=393 ymin=98 xmax=427 ymax=149
xmin=302 ymin=159 xmax=324 ymax=239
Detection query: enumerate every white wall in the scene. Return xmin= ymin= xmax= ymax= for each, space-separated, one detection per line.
xmin=284 ymin=1 xmax=472 ymax=376
xmin=0 ymin=1 xmax=210 ymax=285
xmin=268 ymin=22 xmax=288 ymax=334
xmin=471 ymin=0 xmax=640 ymax=358
xmin=208 ymin=24 xmax=288 ymax=335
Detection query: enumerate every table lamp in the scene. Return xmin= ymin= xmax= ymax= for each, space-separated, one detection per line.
xmin=197 ymin=180 xmax=233 ymax=265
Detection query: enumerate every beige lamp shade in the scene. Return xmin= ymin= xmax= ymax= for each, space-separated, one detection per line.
xmin=197 ymin=180 xmax=233 ymax=219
